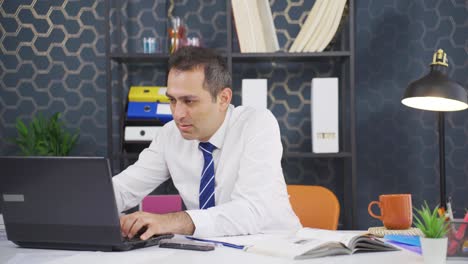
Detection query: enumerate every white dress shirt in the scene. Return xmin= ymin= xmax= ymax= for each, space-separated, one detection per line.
xmin=113 ymin=105 xmax=302 ymax=237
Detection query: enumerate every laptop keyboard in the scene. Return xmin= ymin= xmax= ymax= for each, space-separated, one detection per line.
xmin=123 ymin=233 xmax=174 ymax=245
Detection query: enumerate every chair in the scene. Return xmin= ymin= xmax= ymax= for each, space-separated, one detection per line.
xmin=286 ymin=185 xmax=340 ymax=230
xmin=140 ymin=194 xmax=182 ymax=214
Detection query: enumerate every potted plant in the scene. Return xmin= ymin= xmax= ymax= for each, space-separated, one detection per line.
xmin=10 ymin=112 xmax=79 ymax=156
xmin=414 ymin=201 xmax=450 ymax=264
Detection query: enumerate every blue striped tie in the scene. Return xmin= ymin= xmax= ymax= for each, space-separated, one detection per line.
xmin=198 ymin=142 xmax=216 ymax=209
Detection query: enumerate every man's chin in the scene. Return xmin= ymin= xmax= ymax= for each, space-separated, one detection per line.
xmin=178 ymin=130 xmax=197 ymax=140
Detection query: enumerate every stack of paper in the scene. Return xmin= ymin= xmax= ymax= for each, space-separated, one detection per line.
xmin=232 ymin=0 xmax=279 ymax=53
xmin=289 ymin=0 xmax=347 ymax=52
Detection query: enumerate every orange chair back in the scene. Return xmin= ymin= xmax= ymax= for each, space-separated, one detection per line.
xmin=287 ymin=185 xmax=340 ymax=230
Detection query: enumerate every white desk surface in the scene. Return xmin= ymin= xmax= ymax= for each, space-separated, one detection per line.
xmin=0 ymin=238 xmax=466 ymax=264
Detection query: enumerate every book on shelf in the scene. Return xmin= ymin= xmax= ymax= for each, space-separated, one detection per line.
xmin=231 ymin=0 xmax=256 ymax=52
xmin=289 ymin=0 xmax=347 ymax=53
xmin=256 ymin=0 xmax=279 ymax=52
xmin=289 ymin=0 xmax=327 ymax=52
xmin=231 ymin=0 xmax=279 ymax=52
xmin=244 ymin=228 xmax=399 ymax=260
xmin=313 ymin=0 xmax=346 ymax=52
xmin=304 ymin=0 xmax=337 ymax=52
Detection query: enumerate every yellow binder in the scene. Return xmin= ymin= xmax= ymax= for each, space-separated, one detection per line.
xmin=128 ymin=86 xmax=170 ymax=102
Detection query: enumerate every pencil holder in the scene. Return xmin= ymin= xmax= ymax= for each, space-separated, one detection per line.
xmin=447 ymin=219 xmax=468 ymax=259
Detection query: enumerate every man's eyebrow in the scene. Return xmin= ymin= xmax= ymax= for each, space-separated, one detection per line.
xmin=165 ymin=93 xmax=199 ymax=101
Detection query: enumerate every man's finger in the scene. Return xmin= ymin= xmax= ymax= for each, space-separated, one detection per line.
xmin=119 ymin=215 xmax=128 ymax=236
xmin=140 ymin=226 xmax=155 ymax=240
xmin=129 ymin=218 xmax=145 ymax=239
xmin=122 ymin=215 xmax=138 ymax=238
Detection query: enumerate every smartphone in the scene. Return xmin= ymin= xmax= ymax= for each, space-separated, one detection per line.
xmin=159 ymin=238 xmax=215 ymax=251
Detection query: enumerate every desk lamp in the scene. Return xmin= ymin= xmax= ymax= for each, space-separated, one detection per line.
xmin=401 ymin=49 xmax=468 ymax=210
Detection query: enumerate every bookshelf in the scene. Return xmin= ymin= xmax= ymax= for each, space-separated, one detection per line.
xmin=105 ymin=0 xmax=356 ymax=229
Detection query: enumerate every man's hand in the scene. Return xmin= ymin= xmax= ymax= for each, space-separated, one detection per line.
xmin=120 ymin=211 xmax=195 ymax=240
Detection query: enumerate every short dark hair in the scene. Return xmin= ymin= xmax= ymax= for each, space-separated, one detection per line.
xmin=168 ymin=46 xmax=231 ymax=100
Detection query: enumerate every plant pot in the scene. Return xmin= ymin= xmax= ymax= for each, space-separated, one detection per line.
xmin=420 ymin=237 xmax=448 ymax=264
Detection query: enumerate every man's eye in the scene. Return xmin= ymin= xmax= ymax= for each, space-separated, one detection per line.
xmin=169 ymin=98 xmax=176 ymax=103
xmin=185 ymin=100 xmax=193 ymax=104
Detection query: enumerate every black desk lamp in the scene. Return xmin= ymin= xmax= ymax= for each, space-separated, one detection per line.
xmin=401 ymin=49 xmax=468 ymax=210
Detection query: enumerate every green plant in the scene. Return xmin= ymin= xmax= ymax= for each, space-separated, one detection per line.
xmin=414 ymin=201 xmax=449 ymax=238
xmin=11 ymin=112 xmax=79 ymax=156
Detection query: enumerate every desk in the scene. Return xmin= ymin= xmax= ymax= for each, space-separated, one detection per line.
xmin=0 ymin=239 xmax=466 ymax=264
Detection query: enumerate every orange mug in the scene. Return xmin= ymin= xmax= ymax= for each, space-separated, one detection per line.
xmin=368 ymin=194 xmax=412 ymax=230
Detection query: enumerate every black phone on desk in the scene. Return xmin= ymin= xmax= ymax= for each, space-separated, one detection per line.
xmin=159 ymin=238 xmax=215 ymax=251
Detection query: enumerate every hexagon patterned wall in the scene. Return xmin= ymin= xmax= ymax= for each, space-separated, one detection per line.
xmin=0 ymin=0 xmax=107 ymax=156
xmin=356 ymin=0 xmax=468 ymax=228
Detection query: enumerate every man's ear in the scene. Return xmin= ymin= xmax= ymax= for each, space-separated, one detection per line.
xmin=217 ymin=88 xmax=232 ymax=110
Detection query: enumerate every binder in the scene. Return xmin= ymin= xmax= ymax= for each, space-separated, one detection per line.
xmin=128 ymin=86 xmax=170 ymax=103
xmin=127 ymin=102 xmax=173 ymax=123
xmin=311 ymin=78 xmax=339 ymax=153
xmin=242 ymin=79 xmax=268 ymax=109
xmin=124 ymin=126 xmax=162 ymax=142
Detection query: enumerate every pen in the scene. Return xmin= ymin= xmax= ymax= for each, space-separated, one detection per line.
xmin=185 ymin=236 xmax=245 ymax=250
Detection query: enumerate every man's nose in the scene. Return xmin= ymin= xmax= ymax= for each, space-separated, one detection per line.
xmin=172 ymin=102 xmax=187 ymax=121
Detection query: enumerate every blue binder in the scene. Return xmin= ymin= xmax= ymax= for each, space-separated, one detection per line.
xmin=127 ymin=102 xmax=173 ymax=123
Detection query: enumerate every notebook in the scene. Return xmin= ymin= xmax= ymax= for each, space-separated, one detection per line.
xmin=0 ymin=156 xmax=173 ymax=251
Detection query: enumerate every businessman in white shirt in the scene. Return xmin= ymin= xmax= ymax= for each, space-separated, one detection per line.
xmin=113 ymin=46 xmax=301 ymax=240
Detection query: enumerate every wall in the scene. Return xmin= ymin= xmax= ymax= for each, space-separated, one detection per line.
xmin=356 ymin=0 xmax=468 ymax=228
xmin=0 ymin=0 xmax=106 ymax=156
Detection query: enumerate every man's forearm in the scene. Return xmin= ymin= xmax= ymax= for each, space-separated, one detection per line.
xmin=165 ymin=211 xmax=195 ymax=235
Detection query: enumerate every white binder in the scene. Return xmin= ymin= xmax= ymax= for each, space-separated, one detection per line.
xmin=311 ymin=78 xmax=339 ymax=153
xmin=242 ymin=79 xmax=268 ymax=109
xmin=124 ymin=126 xmax=162 ymax=142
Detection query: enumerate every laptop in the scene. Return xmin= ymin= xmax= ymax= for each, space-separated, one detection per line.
xmin=0 ymin=156 xmax=173 ymax=251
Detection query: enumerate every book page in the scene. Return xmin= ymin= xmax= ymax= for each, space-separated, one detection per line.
xmin=245 ymin=236 xmax=346 ymax=259
xmin=351 ymin=236 xmax=398 ymax=252
xmin=296 ymin=228 xmax=366 ymax=248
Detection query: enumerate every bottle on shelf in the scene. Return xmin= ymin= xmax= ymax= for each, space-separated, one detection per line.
xmin=169 ymin=16 xmax=186 ymax=53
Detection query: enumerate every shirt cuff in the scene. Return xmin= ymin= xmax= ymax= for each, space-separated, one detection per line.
xmin=185 ymin=209 xmax=216 ymax=237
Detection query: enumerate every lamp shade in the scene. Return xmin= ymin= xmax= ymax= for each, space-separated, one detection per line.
xmin=401 ymin=49 xmax=468 ymax=112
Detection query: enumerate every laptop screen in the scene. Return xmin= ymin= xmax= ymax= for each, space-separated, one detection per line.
xmin=0 ymin=156 xmax=122 ymax=246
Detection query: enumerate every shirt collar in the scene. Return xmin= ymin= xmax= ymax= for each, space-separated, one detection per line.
xmin=201 ymin=104 xmax=233 ymax=150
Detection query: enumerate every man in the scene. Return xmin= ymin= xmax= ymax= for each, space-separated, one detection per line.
xmin=113 ymin=46 xmax=301 ymax=240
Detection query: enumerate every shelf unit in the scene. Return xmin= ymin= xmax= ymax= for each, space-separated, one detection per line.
xmin=105 ymin=0 xmax=356 ymax=228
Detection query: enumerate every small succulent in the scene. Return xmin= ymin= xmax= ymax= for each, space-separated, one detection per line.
xmin=414 ymin=201 xmax=449 ymax=238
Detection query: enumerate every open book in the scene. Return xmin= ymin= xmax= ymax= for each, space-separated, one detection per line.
xmin=244 ymin=228 xmax=399 ymax=259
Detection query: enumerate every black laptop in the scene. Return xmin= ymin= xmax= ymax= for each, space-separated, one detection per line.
xmin=0 ymin=156 xmax=173 ymax=251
